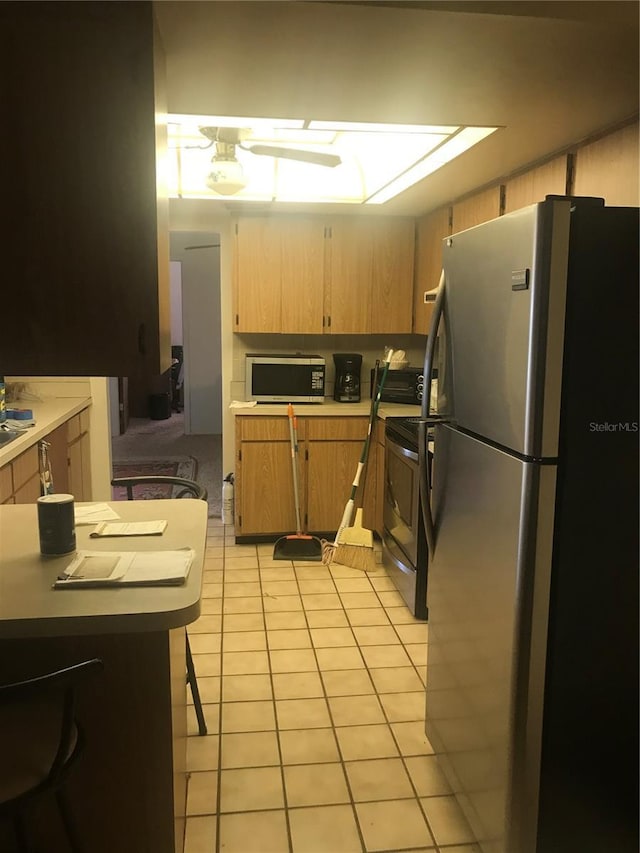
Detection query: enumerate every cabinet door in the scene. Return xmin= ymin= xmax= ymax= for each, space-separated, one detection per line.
xmin=307 ymin=441 xmax=364 ymax=533
xmin=572 ymin=122 xmax=639 ymax=206
xmin=452 ymin=186 xmax=501 ymax=234
xmin=370 ymin=219 xmax=415 ymax=334
xmin=1 ymin=3 xmax=170 ymax=376
xmin=327 ymin=219 xmax=373 ymax=333
xmin=413 ymin=207 xmax=450 ymax=334
xmin=45 ymin=424 xmax=70 ymax=496
xmin=234 ymin=218 xmax=282 ymax=332
xmin=237 ymin=442 xmax=298 ymax=535
xmin=280 ymin=219 xmax=325 ymax=334
xmin=504 ymin=156 xmax=567 ymax=213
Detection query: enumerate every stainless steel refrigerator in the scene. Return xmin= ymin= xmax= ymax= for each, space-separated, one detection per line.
xmin=419 ymin=196 xmax=638 ymax=853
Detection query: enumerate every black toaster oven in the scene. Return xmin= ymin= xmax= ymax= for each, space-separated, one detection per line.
xmin=371 ymin=367 xmax=426 ymax=405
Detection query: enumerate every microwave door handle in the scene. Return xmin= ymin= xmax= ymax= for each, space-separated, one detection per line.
xmin=419 ymin=269 xmax=445 ymax=554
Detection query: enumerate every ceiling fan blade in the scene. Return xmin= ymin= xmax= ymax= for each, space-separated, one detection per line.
xmin=245 ymin=144 xmax=342 ymax=168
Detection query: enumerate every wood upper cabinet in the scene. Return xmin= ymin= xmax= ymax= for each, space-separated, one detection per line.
xmin=572 ymin=122 xmax=639 ymax=207
xmin=234 ymin=217 xmax=325 ymax=333
xmin=1 ymin=2 xmax=170 ymax=377
xmin=413 ymin=207 xmax=450 ymax=335
xmin=326 ymin=217 xmax=415 ymax=334
xmin=504 ymin=156 xmax=568 ymax=213
xmin=234 ymin=215 xmax=415 ymax=335
xmin=451 ymin=186 xmax=502 ymax=234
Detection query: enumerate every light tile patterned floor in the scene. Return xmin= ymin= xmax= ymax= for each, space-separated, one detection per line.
xmin=184 ymin=518 xmax=480 ymax=853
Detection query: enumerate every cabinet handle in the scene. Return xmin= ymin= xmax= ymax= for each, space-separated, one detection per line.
xmin=235 ymin=314 xmax=239 ymax=326
xmin=327 ymin=315 xmax=331 ymax=328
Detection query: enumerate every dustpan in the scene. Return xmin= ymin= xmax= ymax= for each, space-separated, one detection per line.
xmin=273 ymin=404 xmax=323 ymax=561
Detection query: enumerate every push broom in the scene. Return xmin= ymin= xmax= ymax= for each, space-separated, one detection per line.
xmin=321 ymin=352 xmax=393 ymax=570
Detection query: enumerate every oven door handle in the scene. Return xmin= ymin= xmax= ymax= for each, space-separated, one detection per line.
xmin=419 ymin=269 xmax=445 ymax=554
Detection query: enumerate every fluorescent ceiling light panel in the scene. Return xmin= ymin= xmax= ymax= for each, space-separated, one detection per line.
xmin=167 ymin=115 xmax=499 ymax=204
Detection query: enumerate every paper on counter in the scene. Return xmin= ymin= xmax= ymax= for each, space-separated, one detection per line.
xmin=229 ymin=400 xmax=257 ymax=408
xmin=53 ymin=548 xmax=195 ymax=588
xmin=90 ymin=520 xmax=167 ymax=538
xmin=74 ymin=503 xmax=121 ymax=524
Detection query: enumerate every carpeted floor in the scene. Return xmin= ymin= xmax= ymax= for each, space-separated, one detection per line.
xmin=111 ymin=413 xmax=222 ymax=518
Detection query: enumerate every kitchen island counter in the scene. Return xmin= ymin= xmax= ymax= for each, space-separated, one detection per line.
xmin=231 ymin=399 xmax=421 ymax=418
xmin=0 ymin=395 xmax=91 ymax=466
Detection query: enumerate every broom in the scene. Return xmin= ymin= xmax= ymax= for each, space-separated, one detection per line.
xmin=321 ymin=352 xmax=393 ymax=569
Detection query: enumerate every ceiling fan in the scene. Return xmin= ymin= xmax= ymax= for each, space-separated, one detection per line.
xmin=198 ymin=126 xmax=342 ymax=195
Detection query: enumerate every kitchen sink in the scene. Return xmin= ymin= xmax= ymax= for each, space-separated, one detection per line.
xmin=0 ymin=429 xmax=20 ymax=447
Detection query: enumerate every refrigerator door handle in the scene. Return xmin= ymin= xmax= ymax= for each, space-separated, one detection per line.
xmin=419 ymin=269 xmax=445 ymax=554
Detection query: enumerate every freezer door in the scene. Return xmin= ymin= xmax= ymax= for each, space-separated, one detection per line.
xmin=441 ymin=199 xmax=571 ymax=458
xmin=425 ymin=425 xmax=556 ymax=853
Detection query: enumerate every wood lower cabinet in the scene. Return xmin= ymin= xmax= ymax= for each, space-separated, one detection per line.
xmin=235 ymin=415 xmax=382 ymax=539
xmin=67 ymin=409 xmax=92 ymax=502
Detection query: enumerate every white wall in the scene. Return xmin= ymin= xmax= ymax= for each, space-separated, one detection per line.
xmin=170 ymin=261 xmax=183 ymax=345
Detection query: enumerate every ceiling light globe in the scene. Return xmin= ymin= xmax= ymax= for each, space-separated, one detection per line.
xmin=205 ymin=158 xmax=247 ymax=195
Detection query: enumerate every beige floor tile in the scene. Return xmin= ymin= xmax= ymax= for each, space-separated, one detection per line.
xmin=224 ymin=568 xmax=260 ymax=583
xmin=221 ymin=700 xmax=276 ymax=732
xmin=333 ymin=577 xmax=373 ymax=593
xmin=345 ymin=757 xmax=414 ymax=802
xmin=263 ymin=594 xmax=303 ymax=612
xmin=223 ymin=596 xmax=264 ymax=614
xmin=361 ymin=644 xmax=412 ymax=669
xmin=199 ymin=598 xmax=222 ymax=615
xmin=224 ymin=581 xmax=262 ymax=598
xmin=289 ymin=804 xmax=363 ymax=853
xmin=432 ymin=846 xmax=481 ymax=853
xmin=184 ymin=815 xmax=216 ymax=853
xmin=339 ymin=591 xmax=381 ymax=609
xmin=391 ymin=721 xmax=435 ymax=756
xmin=187 ymin=676 xmax=220 ymax=705
xmin=223 ymin=630 xmax=267 ymax=652
xmin=257 ymin=542 xmax=276 ymax=555
xmin=345 ymin=607 xmax=390 ymax=626
xmin=321 ymin=669 xmax=375 ymax=697
xmin=189 ymin=614 xmax=222 ymax=634
xmin=275 ymin=697 xmax=332 ymax=729
xmin=369 ymin=576 xmax=397 ymax=592
xmin=203 ymin=569 xmax=224 ymax=584
xmin=379 ymin=691 xmax=426 ymax=723
xmin=284 ymin=762 xmax=351 ymax=807
xmin=269 ymin=648 xmax=318 ymax=673
xmin=259 ymin=557 xmax=295 ymax=569
xmin=262 ymin=579 xmax=300 ymax=596
xmin=352 ymin=624 xmax=401 ymax=646
xmin=204 ymin=546 xmax=224 ymax=559
xmin=267 ymin=628 xmax=312 ymax=649
xmin=294 ymin=565 xmax=334 ymax=581
xmin=203 ymin=555 xmax=224 ymax=570
xmin=218 ymin=809 xmax=289 ymax=853
xmin=301 ymin=592 xmax=343 ymax=610
xmin=221 ymin=730 xmax=280 ymax=768
xmin=330 ymin=564 xmax=371 ymax=579
xmin=187 ymin=703 xmax=219 ymax=737
xmin=356 ymin=799 xmax=434 ymax=851
xmin=222 ymin=650 xmax=270 ymax=675
xmin=404 ymin=756 xmax=452 ymax=797
xmin=386 ymin=606 xmax=421 ymax=625
xmin=188 ymin=633 xmax=221 ymax=655
xmin=220 ymin=766 xmax=284 ymax=812
xmin=225 ymin=555 xmax=261 ymax=570
xmin=222 ymin=673 xmax=273 ymax=702
xmin=191 ymin=652 xmax=221 ymax=677
xmin=310 ymin=626 xmax=356 ymax=648
xmin=186 ymin=770 xmax=218 ymax=815
xmin=405 ymin=643 xmax=428 ymax=667
xmin=264 ymin=610 xmax=308 ymax=630
xmin=377 ymin=590 xmax=407 ymax=607
xmin=222 ymin=612 xmax=266 ymax=632
xmin=272 ymin=671 xmax=324 ymax=700
xmin=335 ymin=723 xmax=399 ymax=760
xmin=395 ymin=622 xmax=429 ymax=644
xmin=328 ymin=694 xmax=385 ymax=726
xmin=226 ymin=544 xmax=258 ymax=557
xmin=259 ymin=566 xmax=297 ymax=581
xmin=369 ymin=666 xmax=424 ymax=694
xmin=201 ymin=582 xmax=223 ymax=599
xmin=297 ymin=578 xmax=337 ymax=594
xmin=278 ymin=727 xmax=341 ymax=765
xmin=420 ymin=795 xmax=477 ymax=846
xmin=305 ymin=609 xmax=349 ymax=628
xmin=315 ymin=646 xmax=365 ymax=671
xmin=186 ymin=734 xmax=219 ymax=771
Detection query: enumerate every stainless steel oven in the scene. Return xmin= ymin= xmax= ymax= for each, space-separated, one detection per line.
xmin=382 ymin=417 xmax=431 ymax=620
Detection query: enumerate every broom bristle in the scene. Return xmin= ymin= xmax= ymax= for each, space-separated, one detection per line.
xmin=320 ymin=539 xmax=336 ymax=566
xmin=332 ymin=541 xmax=377 ymax=572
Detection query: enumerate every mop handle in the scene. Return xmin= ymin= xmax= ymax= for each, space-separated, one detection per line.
xmin=288 ymin=403 xmax=303 ymax=536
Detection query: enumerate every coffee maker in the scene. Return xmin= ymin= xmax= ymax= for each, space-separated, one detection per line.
xmin=333 ymin=353 xmax=362 ymax=403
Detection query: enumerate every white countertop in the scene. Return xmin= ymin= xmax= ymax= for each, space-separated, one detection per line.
xmin=0 ymin=396 xmax=91 ymax=466
xmin=231 ymin=400 xmax=421 ymax=418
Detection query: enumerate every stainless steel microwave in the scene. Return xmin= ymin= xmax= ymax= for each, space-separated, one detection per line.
xmin=246 ymin=354 xmax=326 ymax=403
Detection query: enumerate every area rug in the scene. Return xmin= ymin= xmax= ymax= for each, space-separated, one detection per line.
xmin=111 ymin=456 xmax=198 ymax=501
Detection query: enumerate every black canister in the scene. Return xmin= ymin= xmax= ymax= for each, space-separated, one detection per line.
xmin=37 ymin=494 xmax=76 ymax=556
